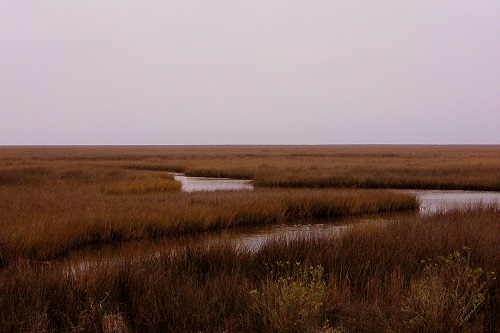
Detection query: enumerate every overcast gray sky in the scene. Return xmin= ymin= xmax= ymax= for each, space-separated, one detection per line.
xmin=1 ymin=1 xmax=499 ymax=145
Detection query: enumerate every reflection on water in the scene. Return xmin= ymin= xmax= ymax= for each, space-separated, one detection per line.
xmin=408 ymin=190 xmax=500 ymax=214
xmin=232 ymin=214 xmax=405 ymax=251
xmin=174 ymin=174 xmax=253 ymax=192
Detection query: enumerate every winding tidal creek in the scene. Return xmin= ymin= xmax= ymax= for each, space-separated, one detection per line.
xmin=174 ymin=174 xmax=499 ymax=214
xmin=65 ymin=176 xmax=499 ymax=274
xmin=172 ymin=175 xmax=499 ymax=249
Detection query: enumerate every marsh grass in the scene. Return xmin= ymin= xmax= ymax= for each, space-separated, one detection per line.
xmin=1 ymin=145 xmax=499 ymax=190
xmin=0 ymin=145 xmax=498 ymax=332
xmin=0 ymin=148 xmax=423 ymax=263
xmin=121 ymin=145 xmax=500 ymax=190
xmin=0 ymin=208 xmax=498 ymax=333
xmin=0 ymin=183 xmax=416 ymax=263
xmin=100 ymin=173 xmax=181 ymax=194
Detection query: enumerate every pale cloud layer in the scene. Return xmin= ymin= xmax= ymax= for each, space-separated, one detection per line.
xmin=1 ymin=1 xmax=499 ymax=145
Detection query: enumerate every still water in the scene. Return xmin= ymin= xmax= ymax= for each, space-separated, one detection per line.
xmin=174 ymin=174 xmax=253 ymax=192
xmin=65 ymin=178 xmax=499 ymax=273
xmin=174 ymin=174 xmax=499 ymax=214
xmin=408 ymin=190 xmax=499 ymax=214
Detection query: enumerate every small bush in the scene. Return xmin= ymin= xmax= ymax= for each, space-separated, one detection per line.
xmin=403 ymin=247 xmax=496 ymax=332
xmin=251 ymin=262 xmax=328 ymax=333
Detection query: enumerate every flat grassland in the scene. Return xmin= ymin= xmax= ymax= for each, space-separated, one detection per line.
xmin=2 ymin=145 xmax=498 ymax=190
xmin=0 ymin=145 xmax=498 ymax=332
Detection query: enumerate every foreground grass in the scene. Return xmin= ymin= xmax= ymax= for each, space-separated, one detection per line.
xmin=0 ymin=208 xmax=498 ymax=333
xmin=1 ymin=145 xmax=499 ymax=190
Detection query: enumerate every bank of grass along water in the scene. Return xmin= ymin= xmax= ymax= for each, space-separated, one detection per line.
xmin=0 ymin=207 xmax=498 ymax=333
xmin=0 ymin=187 xmax=417 ymax=264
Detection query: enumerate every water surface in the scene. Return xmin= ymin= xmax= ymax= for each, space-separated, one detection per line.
xmin=408 ymin=190 xmax=499 ymax=214
xmin=174 ymin=174 xmax=253 ymax=192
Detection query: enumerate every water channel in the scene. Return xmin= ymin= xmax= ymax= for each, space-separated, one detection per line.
xmin=65 ymin=176 xmax=499 ymax=273
xmin=174 ymin=174 xmax=499 ymax=214
xmin=172 ymin=175 xmax=499 ymax=247
xmin=173 ymin=174 xmax=254 ymax=192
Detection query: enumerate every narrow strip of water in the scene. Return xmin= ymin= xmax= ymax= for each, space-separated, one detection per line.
xmin=173 ymin=174 xmax=253 ymax=192
xmin=64 ymin=176 xmax=499 ymax=274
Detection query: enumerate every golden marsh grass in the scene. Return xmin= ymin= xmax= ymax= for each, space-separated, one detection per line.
xmin=2 ymin=145 xmax=498 ymax=190
xmin=0 ymin=145 xmax=498 ymax=332
xmin=0 ymin=180 xmax=416 ymax=263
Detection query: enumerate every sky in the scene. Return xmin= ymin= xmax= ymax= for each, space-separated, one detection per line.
xmin=1 ymin=1 xmax=499 ymax=145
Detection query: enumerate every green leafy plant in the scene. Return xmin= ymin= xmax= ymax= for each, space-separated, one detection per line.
xmin=251 ymin=261 xmax=328 ymax=332
xmin=403 ymin=247 xmax=496 ymax=332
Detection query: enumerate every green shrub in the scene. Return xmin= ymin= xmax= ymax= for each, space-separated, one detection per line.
xmin=251 ymin=261 xmax=328 ymax=332
xmin=403 ymin=247 xmax=496 ymax=332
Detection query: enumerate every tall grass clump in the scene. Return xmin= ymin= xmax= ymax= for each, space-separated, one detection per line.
xmin=402 ymin=247 xmax=496 ymax=332
xmin=250 ymin=262 xmax=329 ymax=332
